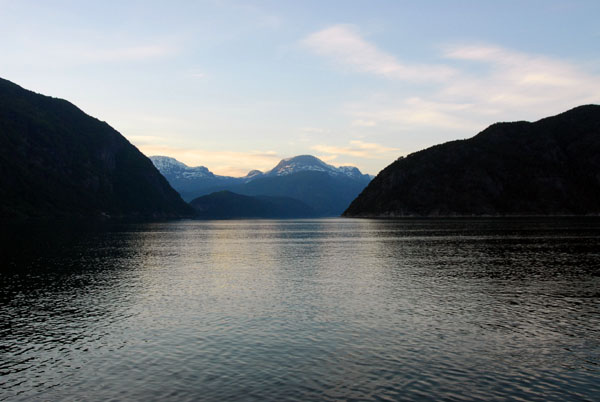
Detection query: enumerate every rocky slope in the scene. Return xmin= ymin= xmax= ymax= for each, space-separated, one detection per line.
xmin=0 ymin=77 xmax=193 ymax=219
xmin=344 ymin=105 xmax=600 ymax=217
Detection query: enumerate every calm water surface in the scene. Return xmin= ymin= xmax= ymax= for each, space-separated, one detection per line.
xmin=1 ymin=218 xmax=599 ymax=401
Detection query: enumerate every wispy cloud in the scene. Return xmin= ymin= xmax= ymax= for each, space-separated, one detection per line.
xmin=302 ymin=25 xmax=455 ymax=82
xmin=11 ymin=42 xmax=178 ymax=69
xmin=312 ymin=140 xmax=401 ymax=159
xmin=304 ymin=26 xmax=600 ymax=138
xmin=82 ymin=44 xmax=175 ymax=63
xmin=126 ymin=135 xmax=168 ymax=146
xmin=441 ymin=44 xmax=600 ymax=111
xmin=300 ymin=127 xmax=330 ymax=134
xmin=351 ymin=119 xmax=377 ymax=127
xmin=188 ymin=69 xmax=206 ymax=79
xmin=345 ymin=97 xmax=481 ymax=133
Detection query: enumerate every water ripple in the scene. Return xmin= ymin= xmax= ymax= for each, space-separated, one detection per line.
xmin=0 ymin=218 xmax=599 ymax=400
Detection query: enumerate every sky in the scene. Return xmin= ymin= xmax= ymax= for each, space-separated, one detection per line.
xmin=2 ymin=0 xmax=600 ymax=176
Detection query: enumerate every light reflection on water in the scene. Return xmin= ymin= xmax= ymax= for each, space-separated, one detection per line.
xmin=1 ymin=218 xmax=599 ymax=401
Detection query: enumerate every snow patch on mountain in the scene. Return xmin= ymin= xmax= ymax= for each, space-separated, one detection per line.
xmin=244 ymin=169 xmax=264 ymax=182
xmin=149 ymin=156 xmax=214 ymax=179
xmin=266 ymin=155 xmax=368 ymax=179
xmin=151 ymin=154 xmax=370 ymax=182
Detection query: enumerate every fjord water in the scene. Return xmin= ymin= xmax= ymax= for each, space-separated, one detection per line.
xmin=1 ymin=219 xmax=599 ymax=401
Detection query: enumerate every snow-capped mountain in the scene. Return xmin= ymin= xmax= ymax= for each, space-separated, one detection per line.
xmin=151 ymin=154 xmax=370 ymax=184
xmin=149 ymin=156 xmax=243 ymax=201
xmin=150 ymin=156 xmax=267 ymax=182
xmin=150 ymin=154 xmax=372 ymax=215
xmin=264 ymin=155 xmax=370 ymax=180
xmin=149 ymin=156 xmax=215 ymax=180
xmin=245 ymin=169 xmax=264 ymax=180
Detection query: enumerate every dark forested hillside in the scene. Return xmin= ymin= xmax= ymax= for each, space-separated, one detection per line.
xmin=190 ymin=191 xmax=317 ymax=219
xmin=344 ymin=105 xmax=600 ymax=217
xmin=233 ymin=170 xmax=370 ymax=216
xmin=0 ymin=77 xmax=193 ymax=219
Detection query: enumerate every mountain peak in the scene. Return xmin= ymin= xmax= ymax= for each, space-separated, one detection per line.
xmin=149 ymin=155 xmax=213 ymax=179
xmin=267 ymin=155 xmax=367 ymax=179
xmin=245 ymin=169 xmax=263 ymax=179
xmin=149 ymin=155 xmax=188 ymax=170
xmin=281 ymin=154 xmax=327 ymax=164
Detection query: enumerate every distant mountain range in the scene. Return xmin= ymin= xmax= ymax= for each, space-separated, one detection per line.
xmin=151 ymin=154 xmax=372 ymax=216
xmin=344 ymin=105 xmax=600 ymax=217
xmin=0 ymin=77 xmax=192 ymax=219
xmin=150 ymin=155 xmax=244 ymax=201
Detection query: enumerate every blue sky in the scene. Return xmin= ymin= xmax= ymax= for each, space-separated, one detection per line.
xmin=2 ymin=0 xmax=599 ymax=175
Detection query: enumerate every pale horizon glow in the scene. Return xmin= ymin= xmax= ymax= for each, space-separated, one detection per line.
xmin=139 ymin=145 xmax=283 ymax=177
xmin=1 ymin=1 xmax=599 ymax=175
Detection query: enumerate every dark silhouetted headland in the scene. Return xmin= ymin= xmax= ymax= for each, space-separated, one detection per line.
xmin=0 ymin=77 xmax=193 ymax=219
xmin=344 ymin=105 xmax=600 ymax=217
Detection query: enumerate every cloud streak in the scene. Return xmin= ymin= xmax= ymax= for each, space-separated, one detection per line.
xmin=82 ymin=44 xmax=175 ymax=63
xmin=441 ymin=44 xmax=600 ymax=110
xmin=302 ymin=25 xmax=455 ymax=82
xmin=345 ymin=97 xmax=480 ymax=133
xmin=304 ymin=25 xmax=600 ymax=139
xmin=312 ymin=140 xmax=401 ymax=159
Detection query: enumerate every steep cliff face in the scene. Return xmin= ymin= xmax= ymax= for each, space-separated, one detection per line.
xmin=344 ymin=105 xmax=600 ymax=217
xmin=0 ymin=77 xmax=193 ymax=219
